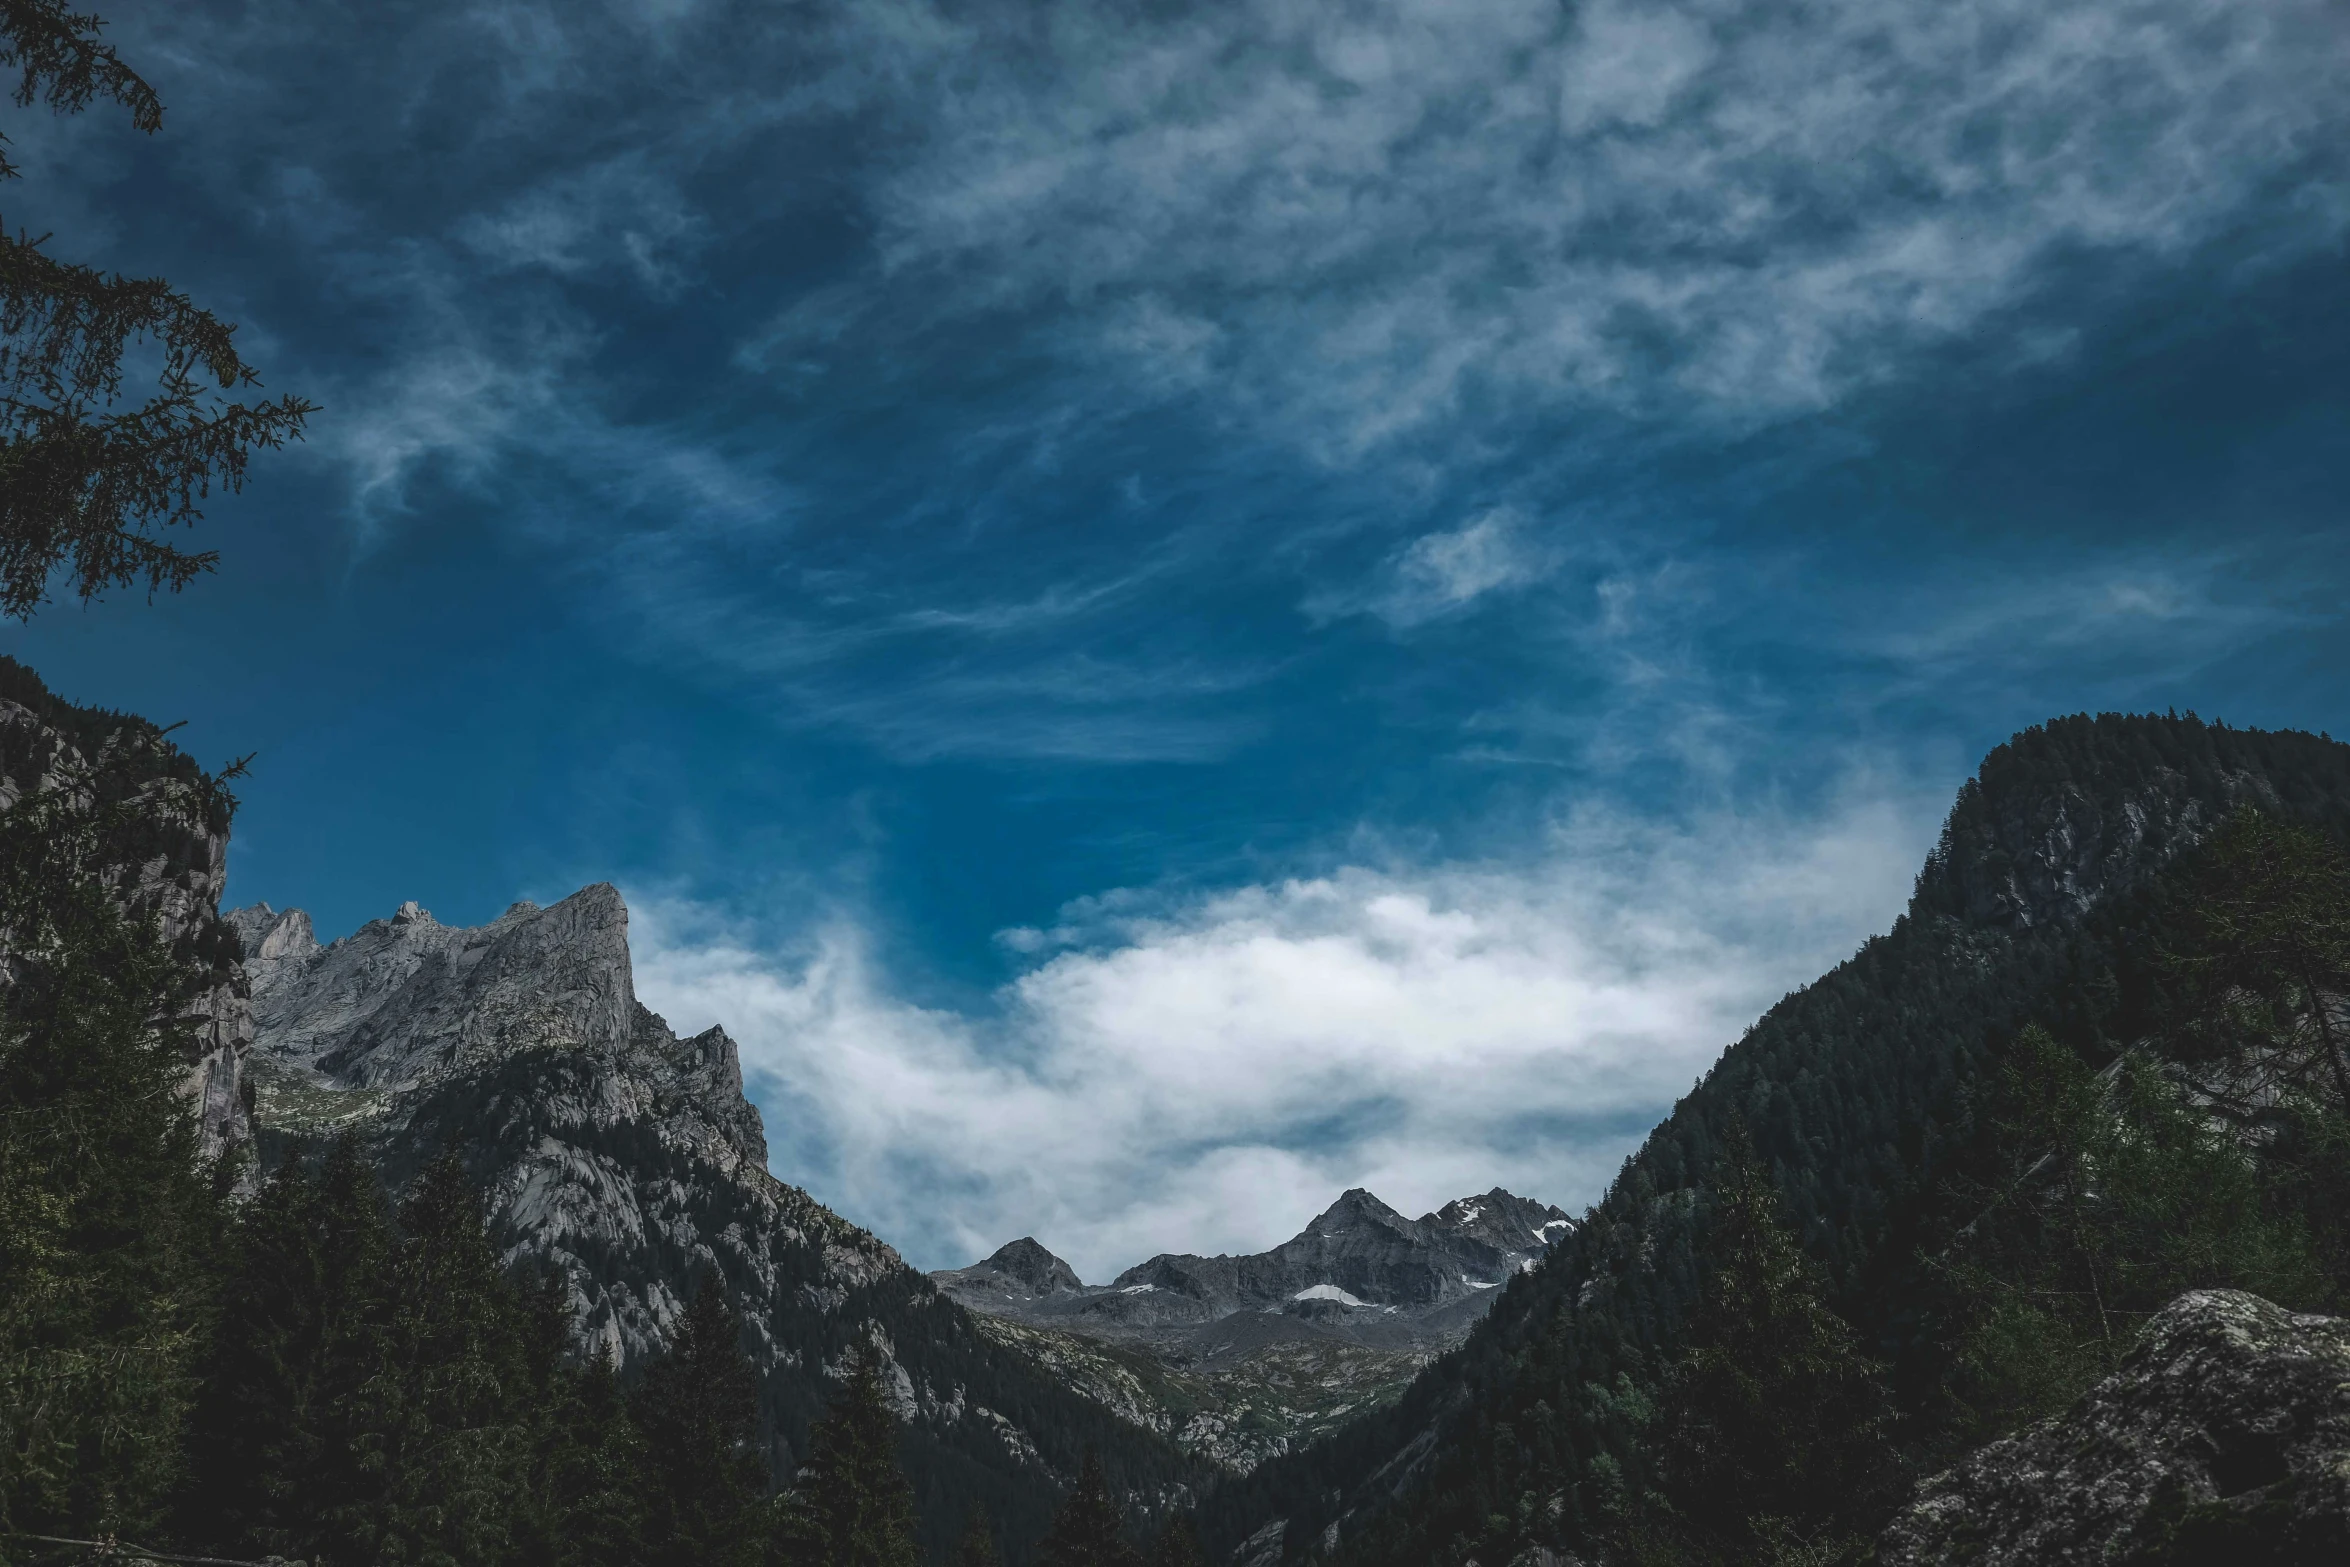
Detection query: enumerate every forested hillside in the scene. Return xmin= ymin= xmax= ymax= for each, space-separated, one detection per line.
xmin=1202 ymin=714 xmax=2350 ymax=1565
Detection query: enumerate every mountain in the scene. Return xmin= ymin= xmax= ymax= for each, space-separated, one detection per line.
xmin=941 ymin=1187 xmax=1571 ymax=1344
xmin=1200 ymin=713 xmax=2350 ymax=1566
xmin=932 ymin=1187 xmax=1572 ymax=1471
xmin=229 ymin=886 xmax=1203 ymax=1562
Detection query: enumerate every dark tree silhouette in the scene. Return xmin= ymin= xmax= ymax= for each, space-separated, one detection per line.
xmin=1 ymin=0 xmax=313 ymax=618
xmin=1039 ymin=1453 xmax=1141 ymax=1567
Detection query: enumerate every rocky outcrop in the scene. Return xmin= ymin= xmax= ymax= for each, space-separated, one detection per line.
xmin=242 ymin=889 xmax=847 ymax=1345
xmin=239 ymin=885 xmax=841 ymax=1369
xmin=0 ymin=679 xmax=253 ymax=1158
xmin=1880 ymin=1290 xmax=2350 ymax=1565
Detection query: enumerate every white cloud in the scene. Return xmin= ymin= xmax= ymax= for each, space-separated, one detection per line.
xmin=629 ymin=781 xmax=1940 ymax=1280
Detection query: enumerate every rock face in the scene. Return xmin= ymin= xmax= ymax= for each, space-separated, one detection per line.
xmin=235 ymin=887 xmax=1199 ymax=1551
xmin=932 ymin=1187 xmax=1572 ymax=1471
xmin=1880 ymin=1290 xmax=2350 ymax=1565
xmin=950 ymin=1238 xmax=1087 ymax=1306
xmin=238 ymin=886 xmax=812 ymax=1368
xmin=0 ymin=677 xmax=253 ymax=1159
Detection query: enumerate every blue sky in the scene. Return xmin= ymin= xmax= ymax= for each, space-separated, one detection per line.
xmin=7 ymin=0 xmax=2348 ymax=1277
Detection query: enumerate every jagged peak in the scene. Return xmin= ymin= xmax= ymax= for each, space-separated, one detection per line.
xmin=1312 ymin=1187 xmax=1409 ymax=1231
xmin=979 ymin=1236 xmax=1085 ymax=1293
xmin=226 ymin=902 xmax=319 ymax=964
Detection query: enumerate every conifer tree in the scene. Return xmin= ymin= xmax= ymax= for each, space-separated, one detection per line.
xmin=0 ymin=732 xmax=225 ymax=1541
xmin=1938 ymin=1025 xmax=2326 ymax=1435
xmin=1654 ymin=1126 xmax=1896 ymax=1564
xmin=1 ymin=0 xmax=313 ymax=619
xmin=633 ymin=1270 xmax=769 ymax=1567
xmin=525 ymin=1324 xmax=651 ymax=1567
xmin=1146 ymin=1513 xmax=1206 ymax=1567
xmin=954 ymin=1505 xmax=1004 ymax=1567
xmin=180 ymin=1138 xmax=394 ymax=1559
xmin=1038 ymin=1453 xmax=1140 ymax=1567
xmin=774 ymin=1345 xmax=919 ymax=1567
xmin=335 ymin=1151 xmax=541 ymax=1566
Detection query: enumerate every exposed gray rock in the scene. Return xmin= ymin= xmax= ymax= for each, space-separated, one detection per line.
xmin=1918 ymin=758 xmax=2279 ymax=933
xmin=1232 ymin=1519 xmax=1285 ymax=1567
xmin=233 ymin=886 xmax=1200 ymax=1521
xmin=238 ymin=884 xmax=862 ymax=1372
xmin=943 ymin=1237 xmax=1086 ymax=1305
xmin=1879 ymin=1289 xmax=2350 ymax=1565
xmin=0 ymin=695 xmax=253 ymax=1159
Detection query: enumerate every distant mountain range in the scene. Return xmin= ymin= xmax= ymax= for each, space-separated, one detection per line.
xmin=930 ymin=1189 xmax=1573 ymax=1471
xmin=939 ymin=1186 xmax=1571 ymax=1346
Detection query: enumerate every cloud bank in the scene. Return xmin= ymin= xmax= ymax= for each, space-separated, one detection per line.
xmin=630 ymin=783 xmax=1939 ymax=1279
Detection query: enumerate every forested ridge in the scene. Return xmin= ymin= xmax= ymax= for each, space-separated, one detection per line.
xmin=1204 ymin=713 xmax=2350 ymax=1565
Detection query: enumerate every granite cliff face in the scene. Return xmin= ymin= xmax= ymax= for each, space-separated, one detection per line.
xmin=232 ymin=887 xmax=1199 ymax=1552
xmin=0 ymin=675 xmax=252 ymax=1159
xmin=933 ymin=1187 xmax=1572 ymax=1471
xmin=1880 ymin=1291 xmax=2350 ymax=1565
xmin=234 ymin=887 xmax=840 ymax=1369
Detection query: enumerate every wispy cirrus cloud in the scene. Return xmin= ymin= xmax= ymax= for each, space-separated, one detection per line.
xmin=828 ymin=0 xmax=2350 ymax=451
xmin=142 ymin=0 xmax=2345 ymax=515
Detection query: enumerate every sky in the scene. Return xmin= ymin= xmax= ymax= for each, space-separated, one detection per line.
xmin=6 ymin=0 xmax=2348 ymax=1280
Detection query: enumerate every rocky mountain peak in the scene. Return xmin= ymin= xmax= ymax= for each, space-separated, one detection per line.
xmin=227 ymin=902 xmax=321 ymax=964
xmin=1429 ymin=1187 xmax=1576 ymax=1253
xmin=1313 ymin=1188 xmax=1412 ymax=1236
xmin=988 ymin=1237 xmax=1085 ymax=1293
xmin=933 ymin=1237 xmax=1087 ymax=1306
xmin=224 ymin=873 xmax=1182 ymax=1542
xmin=235 ymin=882 xmax=637 ymax=1091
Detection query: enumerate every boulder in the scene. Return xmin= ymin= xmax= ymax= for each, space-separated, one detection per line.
xmin=1879 ymin=1289 xmax=2350 ymax=1565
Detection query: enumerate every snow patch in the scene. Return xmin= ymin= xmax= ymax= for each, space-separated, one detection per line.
xmin=1293 ymin=1283 xmax=1370 ymax=1307
xmin=1120 ymin=1283 xmax=1157 ymax=1294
